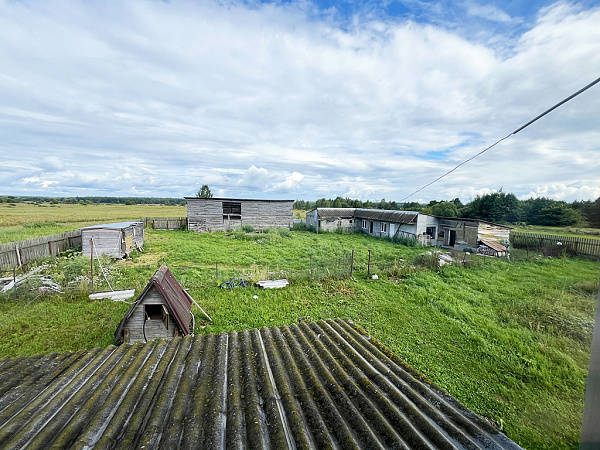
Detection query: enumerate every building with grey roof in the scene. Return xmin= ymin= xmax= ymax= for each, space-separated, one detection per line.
xmin=0 ymin=318 xmax=522 ymax=449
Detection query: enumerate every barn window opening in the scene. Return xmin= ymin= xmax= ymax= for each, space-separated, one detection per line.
xmin=426 ymin=227 xmax=436 ymax=238
xmin=362 ymin=219 xmax=367 ymax=228
xmin=223 ymin=202 xmax=242 ymax=221
xmin=381 ymin=223 xmax=388 ymax=233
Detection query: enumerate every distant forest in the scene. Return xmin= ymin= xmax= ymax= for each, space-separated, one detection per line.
xmin=0 ymin=196 xmax=185 ymax=206
xmin=294 ymin=191 xmax=600 ymax=228
xmin=2 ymin=193 xmax=599 ymax=227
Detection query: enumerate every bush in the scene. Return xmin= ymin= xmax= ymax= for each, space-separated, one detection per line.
xmin=240 ymin=224 xmax=255 ymax=233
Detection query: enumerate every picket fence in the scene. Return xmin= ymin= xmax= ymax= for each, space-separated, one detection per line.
xmin=511 ymin=231 xmax=600 ymax=259
xmin=0 ymin=231 xmax=82 ymax=269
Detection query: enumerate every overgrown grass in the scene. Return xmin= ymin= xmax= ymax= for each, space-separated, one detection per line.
xmin=0 ymin=228 xmax=598 ymax=449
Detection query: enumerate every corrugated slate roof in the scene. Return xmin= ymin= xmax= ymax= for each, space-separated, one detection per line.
xmin=355 ymin=209 xmax=419 ymax=224
xmin=114 ymin=264 xmax=192 ymax=343
xmin=313 ymin=208 xmax=357 ymax=219
xmin=0 ymin=318 xmax=521 ymax=449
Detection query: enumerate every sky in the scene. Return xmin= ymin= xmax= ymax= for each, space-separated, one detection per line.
xmin=1 ymin=0 xmax=600 ymax=203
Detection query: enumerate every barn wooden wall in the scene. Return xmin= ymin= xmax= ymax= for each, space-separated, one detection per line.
xmin=0 ymin=231 xmax=82 ymax=269
xmin=187 ymin=199 xmax=293 ymax=232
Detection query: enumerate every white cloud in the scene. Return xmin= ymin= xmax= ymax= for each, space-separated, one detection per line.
xmin=0 ymin=0 xmax=599 ymax=203
xmin=463 ymin=1 xmax=515 ymax=23
xmin=269 ymin=172 xmax=305 ymax=193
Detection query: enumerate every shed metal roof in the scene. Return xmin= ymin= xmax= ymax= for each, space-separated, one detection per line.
xmin=80 ymin=221 xmax=142 ymax=230
xmin=355 ymin=209 xmax=419 ymax=224
xmin=0 ymin=318 xmax=521 ymax=449
xmin=114 ymin=263 xmax=192 ymax=343
xmin=312 ymin=208 xmax=357 ymax=219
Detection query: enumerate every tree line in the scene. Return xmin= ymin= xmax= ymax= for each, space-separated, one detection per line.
xmin=0 ymin=196 xmax=186 ymax=206
xmin=294 ymin=191 xmax=600 ymax=227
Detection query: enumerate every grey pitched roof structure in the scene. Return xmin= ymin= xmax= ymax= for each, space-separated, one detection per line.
xmin=0 ymin=319 xmax=522 ymax=449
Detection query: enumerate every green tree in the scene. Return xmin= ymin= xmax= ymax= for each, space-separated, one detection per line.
xmin=197 ymin=185 xmax=213 ymax=198
xmin=586 ymin=197 xmax=600 ymax=227
xmin=431 ymin=201 xmax=459 ymax=217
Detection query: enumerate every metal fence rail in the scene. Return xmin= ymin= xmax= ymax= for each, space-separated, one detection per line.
xmin=511 ymin=231 xmax=600 ymax=259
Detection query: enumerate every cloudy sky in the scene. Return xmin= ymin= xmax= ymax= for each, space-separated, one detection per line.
xmin=1 ymin=0 xmax=599 ymax=203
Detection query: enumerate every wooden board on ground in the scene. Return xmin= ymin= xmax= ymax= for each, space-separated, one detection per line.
xmin=256 ymin=279 xmax=289 ymax=289
xmin=89 ymin=289 xmax=136 ymax=301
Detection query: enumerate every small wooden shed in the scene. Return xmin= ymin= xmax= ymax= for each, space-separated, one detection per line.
xmin=114 ymin=264 xmax=193 ymax=344
xmin=81 ymin=221 xmax=144 ymax=259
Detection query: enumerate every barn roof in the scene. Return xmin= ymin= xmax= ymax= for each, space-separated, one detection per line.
xmin=355 ymin=209 xmax=420 ymax=224
xmin=81 ymin=221 xmax=142 ymax=230
xmin=114 ymin=264 xmax=192 ymax=343
xmin=0 ymin=318 xmax=522 ymax=449
xmin=311 ymin=207 xmax=357 ymax=219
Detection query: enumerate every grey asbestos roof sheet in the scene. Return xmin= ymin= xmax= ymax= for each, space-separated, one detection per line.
xmin=314 ymin=208 xmax=357 ymax=219
xmin=0 ymin=318 xmax=522 ymax=449
xmin=355 ymin=209 xmax=419 ymax=224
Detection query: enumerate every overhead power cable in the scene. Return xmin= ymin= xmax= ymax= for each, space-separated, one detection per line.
xmin=399 ymin=75 xmax=600 ymax=203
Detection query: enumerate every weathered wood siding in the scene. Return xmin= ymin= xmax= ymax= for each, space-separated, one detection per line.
xmin=122 ymin=287 xmax=178 ymax=343
xmin=141 ymin=217 xmax=187 ymax=230
xmin=187 ymin=198 xmax=293 ymax=232
xmin=82 ymin=223 xmax=143 ymax=258
xmin=0 ymin=231 xmax=82 ymax=269
xmin=437 ymin=218 xmax=479 ymax=249
xmin=82 ymin=229 xmax=123 ymax=258
xmin=437 ymin=219 xmax=510 ymax=250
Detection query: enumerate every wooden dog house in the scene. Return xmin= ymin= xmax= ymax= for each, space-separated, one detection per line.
xmin=114 ymin=264 xmax=193 ymax=344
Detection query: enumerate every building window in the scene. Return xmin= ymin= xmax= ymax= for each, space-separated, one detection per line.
xmin=349 ymin=219 xmax=353 ymax=224
xmin=426 ymin=227 xmax=436 ymax=238
xmin=382 ymin=223 xmax=388 ymax=233
xmin=223 ymin=202 xmax=242 ymax=221
xmin=362 ymin=219 xmax=367 ymax=228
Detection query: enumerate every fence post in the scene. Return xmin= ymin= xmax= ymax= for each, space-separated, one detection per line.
xmin=13 ymin=267 xmax=16 ymax=299
xmin=350 ymin=249 xmax=354 ymax=278
xmin=15 ymin=246 xmax=22 ymax=267
xmin=367 ymin=249 xmax=372 ymax=277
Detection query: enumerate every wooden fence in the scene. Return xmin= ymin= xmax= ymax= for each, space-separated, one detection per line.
xmin=0 ymin=231 xmax=82 ymax=269
xmin=511 ymin=231 xmax=600 ymax=259
xmin=141 ymin=217 xmax=187 ymax=230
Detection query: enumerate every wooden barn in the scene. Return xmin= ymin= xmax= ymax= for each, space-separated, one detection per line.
xmin=436 ymin=218 xmax=511 ymax=253
xmin=114 ymin=264 xmax=193 ymax=344
xmin=186 ymin=197 xmax=293 ymax=232
xmin=81 ymin=221 xmax=143 ymax=259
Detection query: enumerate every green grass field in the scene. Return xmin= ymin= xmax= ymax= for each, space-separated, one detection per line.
xmin=0 ymin=212 xmax=599 ymax=448
xmin=0 ymin=202 xmax=186 ymax=243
